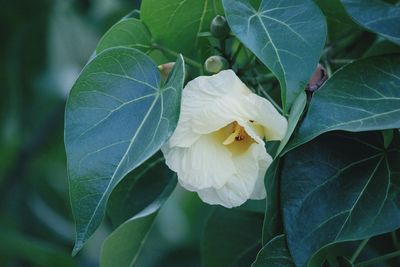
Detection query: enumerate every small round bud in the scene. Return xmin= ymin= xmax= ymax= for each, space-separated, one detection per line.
xmin=204 ymin=56 xmax=229 ymax=74
xmin=210 ymin=15 xmax=230 ymax=40
xmin=158 ymin=62 xmax=175 ymax=81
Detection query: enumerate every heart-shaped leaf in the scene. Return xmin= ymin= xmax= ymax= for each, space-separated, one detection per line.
xmin=341 ymin=0 xmax=400 ymax=45
xmin=281 ymin=132 xmax=400 ymax=267
xmin=287 ymin=54 xmax=400 ymax=152
xmin=64 ymin=48 xmax=185 ymax=254
xmin=223 ymin=0 xmax=326 ymax=112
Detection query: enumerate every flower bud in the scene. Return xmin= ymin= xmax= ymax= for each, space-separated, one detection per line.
xmin=210 ymin=15 xmax=230 ymax=40
xmin=204 ymin=56 xmax=229 ymax=74
xmin=306 ymin=64 xmax=328 ymax=93
xmin=158 ymin=62 xmax=175 ymax=81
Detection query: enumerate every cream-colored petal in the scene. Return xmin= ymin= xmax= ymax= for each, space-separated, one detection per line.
xmin=163 ymin=69 xmax=284 ymax=208
xmin=197 ymin=180 xmax=248 ymax=208
xmin=184 ymin=69 xmax=251 ymax=98
xmin=232 ymin=142 xmax=271 ymax=200
xmin=243 ymin=94 xmax=287 ymax=141
xmin=191 ymin=94 xmax=242 ymax=135
xmin=168 ymin=116 xmax=201 ymax=148
xmin=249 ymin=155 xmax=270 ymax=200
xmin=197 ymin=143 xmax=271 ymax=208
xmin=162 ymin=135 xmax=235 ymax=191
xmin=168 ymin=70 xmax=249 ymax=147
xmin=176 ymin=69 xmax=287 ymax=142
xmin=190 ymin=92 xmax=287 ymax=142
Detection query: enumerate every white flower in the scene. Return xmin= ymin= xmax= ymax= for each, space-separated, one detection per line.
xmin=162 ymin=70 xmax=287 ymax=208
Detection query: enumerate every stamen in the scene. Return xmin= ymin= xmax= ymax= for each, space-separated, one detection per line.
xmin=223 ymin=124 xmax=241 ymax=145
xmin=223 ymin=122 xmax=247 ymax=145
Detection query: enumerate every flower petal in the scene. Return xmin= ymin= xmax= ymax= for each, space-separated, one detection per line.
xmin=168 ymin=115 xmax=201 ymax=148
xmin=168 ymin=70 xmax=250 ymax=147
xmin=197 ymin=143 xmax=271 ymax=208
xmin=187 ymin=85 xmax=287 ymax=141
xmin=244 ymin=93 xmax=288 ymax=141
xmin=162 ymin=135 xmax=235 ymax=191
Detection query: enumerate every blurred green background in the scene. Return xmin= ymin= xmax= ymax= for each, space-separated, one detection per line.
xmin=0 ymin=1 xmax=211 ymax=266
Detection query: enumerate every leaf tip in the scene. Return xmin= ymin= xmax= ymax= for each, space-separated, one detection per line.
xmin=72 ymin=240 xmax=84 ymax=256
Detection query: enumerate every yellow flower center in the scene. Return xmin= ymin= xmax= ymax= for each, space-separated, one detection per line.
xmin=222 ymin=122 xmax=246 ymax=145
xmin=213 ymin=121 xmax=263 ymax=155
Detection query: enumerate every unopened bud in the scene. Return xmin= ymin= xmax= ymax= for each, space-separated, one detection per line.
xmin=204 ymin=56 xmax=229 ymax=74
xmin=306 ymin=64 xmax=328 ymax=93
xmin=210 ymin=15 xmax=230 ymax=40
xmin=158 ymin=62 xmax=175 ymax=81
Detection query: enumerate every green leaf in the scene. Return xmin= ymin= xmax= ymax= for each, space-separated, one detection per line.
xmin=262 ymin=159 xmax=282 ymax=244
xmin=251 ymin=235 xmax=295 ymax=267
xmin=364 ymin=39 xmax=400 ymax=57
xmin=96 ymin=18 xmax=152 ymax=54
xmin=223 ymin=0 xmax=326 ymax=112
xmin=141 ymin=0 xmax=223 ymax=56
xmin=287 ymin=55 xmax=400 ymax=152
xmin=64 ymin=48 xmax=185 ymax=254
xmin=341 ymin=0 xmax=400 ymax=45
xmin=276 ymin=91 xmax=307 ymax=156
xmin=281 ymin=132 xmax=400 ymax=267
xmin=202 ymin=208 xmax=264 ymax=267
xmin=100 ymin=165 xmax=176 ymax=267
xmin=107 ymin=152 xmax=173 ymax=227
xmin=337 ymin=256 xmax=354 ymax=267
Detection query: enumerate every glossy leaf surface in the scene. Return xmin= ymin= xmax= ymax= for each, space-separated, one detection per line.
xmin=223 ymin=0 xmax=326 ymax=111
xmin=252 ymin=235 xmax=294 ymax=267
xmin=65 ymin=48 xmax=185 ymax=253
xmin=287 ymin=55 xmax=400 ymax=152
xmin=341 ymin=0 xmax=400 ymax=44
xmin=282 ymin=132 xmax=400 ymax=267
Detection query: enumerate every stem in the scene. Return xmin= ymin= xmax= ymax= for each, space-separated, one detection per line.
xmin=330 ymin=59 xmax=354 ymax=64
xmin=231 ymin=42 xmax=243 ymax=64
xmin=220 ymin=39 xmax=226 ymax=56
xmin=350 ymin=238 xmax=370 ymax=263
xmin=355 ymin=250 xmax=400 ymax=267
xmin=152 ymin=43 xmax=202 ymax=69
xmin=324 ymin=58 xmax=333 ymax=77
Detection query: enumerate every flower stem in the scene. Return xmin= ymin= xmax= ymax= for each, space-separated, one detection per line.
xmin=330 ymin=59 xmax=354 ymax=64
xmin=220 ymin=39 xmax=226 ymax=57
xmin=355 ymin=250 xmax=400 ymax=267
xmin=350 ymin=238 xmax=369 ymax=263
xmin=152 ymin=43 xmax=202 ymax=69
xmin=231 ymin=42 xmax=243 ymax=64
